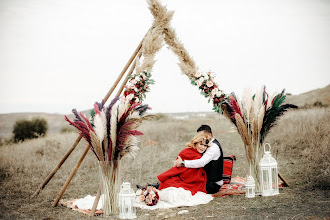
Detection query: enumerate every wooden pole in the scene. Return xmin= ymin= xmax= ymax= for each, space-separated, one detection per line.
xmin=278 ymin=171 xmax=289 ymax=187
xmin=52 ymin=40 xmax=144 ymax=207
xmin=52 ymin=145 xmax=90 ymax=207
xmin=31 ymin=135 xmax=82 ymax=199
xmin=116 ymin=49 xmax=143 ymax=97
xmin=103 ymin=37 xmax=144 ymax=101
xmin=90 ymin=185 xmax=102 ymax=216
xmin=31 ymin=34 xmax=146 ymax=200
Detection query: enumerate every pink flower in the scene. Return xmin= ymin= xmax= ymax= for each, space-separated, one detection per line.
xmin=206 ymin=80 xmax=213 ymax=87
xmin=197 ymin=80 xmax=202 ymax=87
xmin=209 ymin=93 xmax=214 ymax=99
xmin=195 ymin=71 xmax=202 ymax=78
xmin=140 ymin=195 xmax=145 ymax=201
xmin=130 ymin=79 xmax=137 ymax=84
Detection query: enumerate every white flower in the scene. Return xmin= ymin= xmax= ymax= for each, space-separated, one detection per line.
xmin=195 ymin=71 xmax=202 ymax=78
xmin=206 ymin=80 xmax=213 ymax=87
xmin=211 ymin=88 xmax=218 ymax=95
xmin=197 ymin=80 xmax=202 ymax=87
xmin=216 ymin=91 xmax=222 ymax=97
xmin=135 ymin=97 xmax=139 ymax=103
xmin=126 ymin=93 xmax=134 ymax=101
xmin=209 ymin=93 xmax=214 ymax=99
xmin=202 ymin=72 xmax=209 ymax=79
xmin=134 ymin=87 xmax=139 ymax=92
xmin=136 ymin=189 xmax=142 ymax=196
xmin=135 ymin=76 xmax=140 ymax=81
xmin=199 ymin=76 xmax=204 ymax=82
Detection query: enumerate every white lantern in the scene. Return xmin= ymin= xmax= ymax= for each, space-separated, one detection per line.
xmin=119 ymin=182 xmax=137 ymax=219
xmin=259 ymin=143 xmax=279 ymax=197
xmin=245 ymin=175 xmax=255 ymax=198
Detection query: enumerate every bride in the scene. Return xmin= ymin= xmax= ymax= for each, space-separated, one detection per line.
xmin=157 ymin=132 xmax=211 ymax=195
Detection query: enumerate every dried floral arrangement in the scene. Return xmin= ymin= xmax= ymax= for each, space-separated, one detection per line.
xmin=65 ymin=98 xmax=153 ymax=215
xmin=220 ymin=86 xmax=297 ymax=191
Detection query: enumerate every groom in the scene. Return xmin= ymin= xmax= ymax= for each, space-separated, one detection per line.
xmin=174 ymin=125 xmax=224 ymax=194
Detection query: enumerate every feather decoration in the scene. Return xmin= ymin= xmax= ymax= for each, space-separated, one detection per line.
xmin=135 ymin=104 xmax=150 ymax=116
xmin=90 ymin=131 xmax=104 ymax=161
xmin=93 ymin=113 xmax=106 ymax=143
xmin=253 ymin=86 xmax=264 ymax=119
xmin=230 ymin=95 xmax=243 ymax=119
xmin=220 ymin=101 xmax=236 ymax=125
xmin=79 ymin=113 xmax=94 ymax=132
xmin=266 ymin=91 xmax=278 ymax=110
xmin=260 ymin=103 xmax=297 ymax=143
xmin=106 ymin=96 xmax=120 ymax=156
xmin=241 ymin=88 xmax=252 ymax=124
xmin=94 ymin=103 xmax=101 ymax=115
xmin=72 ymin=109 xmax=83 ymax=122
xmin=235 ymin=113 xmax=252 ymax=163
xmin=95 ymin=99 xmax=105 ymax=113
xmin=64 ymin=116 xmax=92 ymax=145
xmin=257 ymin=103 xmax=265 ymax=133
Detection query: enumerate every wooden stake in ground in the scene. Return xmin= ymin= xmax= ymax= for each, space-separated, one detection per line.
xmin=31 ymin=34 xmax=145 ymax=200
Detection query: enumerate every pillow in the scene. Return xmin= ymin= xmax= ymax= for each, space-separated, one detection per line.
xmin=222 ymin=155 xmax=236 ymax=184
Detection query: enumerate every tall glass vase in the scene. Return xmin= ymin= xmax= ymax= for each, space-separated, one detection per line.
xmin=98 ymin=160 xmax=121 ymax=216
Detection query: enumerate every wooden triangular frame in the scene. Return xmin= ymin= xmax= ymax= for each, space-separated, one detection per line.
xmin=32 ymin=0 xmax=289 ymax=216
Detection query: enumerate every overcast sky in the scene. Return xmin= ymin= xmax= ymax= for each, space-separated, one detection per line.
xmin=0 ymin=0 xmax=329 ymax=114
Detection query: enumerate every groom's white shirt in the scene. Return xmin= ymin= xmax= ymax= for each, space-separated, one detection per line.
xmin=184 ymin=138 xmax=223 ymax=185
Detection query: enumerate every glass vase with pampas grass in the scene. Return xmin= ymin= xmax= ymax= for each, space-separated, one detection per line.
xmin=221 ymin=86 xmax=297 ymax=192
xmin=65 ymin=97 xmax=153 ymax=216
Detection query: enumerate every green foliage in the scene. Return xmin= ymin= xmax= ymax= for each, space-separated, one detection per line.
xmin=13 ymin=117 xmax=48 ymax=142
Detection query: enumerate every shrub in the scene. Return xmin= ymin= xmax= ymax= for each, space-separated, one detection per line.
xmin=60 ymin=126 xmax=76 ymax=134
xmin=13 ymin=117 xmax=48 ymax=142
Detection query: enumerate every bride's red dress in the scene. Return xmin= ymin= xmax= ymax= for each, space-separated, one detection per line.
xmin=157 ymin=148 xmax=207 ymax=195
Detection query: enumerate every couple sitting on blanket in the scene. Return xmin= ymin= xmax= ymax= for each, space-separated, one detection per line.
xmin=157 ymin=124 xmax=223 ymax=195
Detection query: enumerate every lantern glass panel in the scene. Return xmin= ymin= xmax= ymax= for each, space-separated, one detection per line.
xmin=262 ymin=169 xmax=269 ymax=191
xmin=271 ymin=167 xmax=277 ymax=190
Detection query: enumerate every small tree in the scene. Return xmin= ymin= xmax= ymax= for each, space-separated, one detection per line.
xmin=13 ymin=117 xmax=48 ymax=142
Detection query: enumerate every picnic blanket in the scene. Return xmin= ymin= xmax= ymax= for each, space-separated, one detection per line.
xmin=59 ymin=176 xmax=246 ymax=215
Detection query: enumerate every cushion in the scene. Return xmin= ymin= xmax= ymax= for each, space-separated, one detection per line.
xmin=222 ymin=155 xmax=236 ymax=184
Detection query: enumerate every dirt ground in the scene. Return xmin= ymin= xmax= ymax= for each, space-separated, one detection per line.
xmin=0 ymin=169 xmax=329 ymax=220
xmin=0 ymin=111 xmax=329 ymax=219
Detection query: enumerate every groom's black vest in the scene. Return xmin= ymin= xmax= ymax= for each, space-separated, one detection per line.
xmin=203 ymin=139 xmax=223 ymax=183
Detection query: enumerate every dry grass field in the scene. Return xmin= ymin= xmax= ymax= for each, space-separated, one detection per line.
xmin=0 ymin=108 xmax=329 ymax=219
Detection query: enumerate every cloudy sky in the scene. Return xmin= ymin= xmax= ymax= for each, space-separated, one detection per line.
xmin=0 ymin=0 xmax=329 ymax=114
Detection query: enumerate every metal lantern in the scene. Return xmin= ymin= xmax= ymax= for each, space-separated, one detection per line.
xmin=259 ymin=143 xmax=279 ymax=197
xmin=119 ymin=182 xmax=136 ymax=219
xmin=245 ymin=175 xmax=255 ymax=198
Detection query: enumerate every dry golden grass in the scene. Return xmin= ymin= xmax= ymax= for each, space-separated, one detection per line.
xmin=266 ymin=107 xmax=330 ymax=189
xmin=0 ymin=111 xmax=329 ymax=219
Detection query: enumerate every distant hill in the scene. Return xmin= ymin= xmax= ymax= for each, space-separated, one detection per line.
xmin=1 ymin=85 xmax=329 ymax=138
xmin=285 ymin=85 xmax=330 ymax=107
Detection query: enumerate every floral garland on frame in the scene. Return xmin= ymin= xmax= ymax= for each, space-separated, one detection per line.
xmin=190 ymin=71 xmax=227 ymax=113
xmin=123 ymin=71 xmax=155 ymax=105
